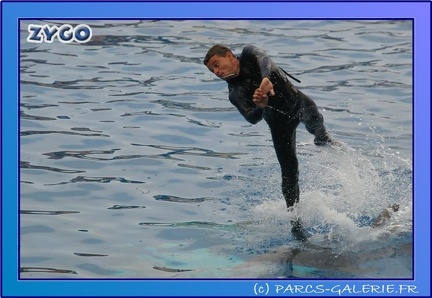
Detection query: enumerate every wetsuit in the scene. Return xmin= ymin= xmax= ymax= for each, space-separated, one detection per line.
xmin=225 ymin=45 xmax=329 ymax=209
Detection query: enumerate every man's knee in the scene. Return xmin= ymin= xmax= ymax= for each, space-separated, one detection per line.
xmin=303 ymin=112 xmax=324 ymax=134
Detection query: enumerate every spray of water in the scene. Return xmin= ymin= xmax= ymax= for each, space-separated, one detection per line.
xmin=248 ymin=141 xmax=412 ymax=253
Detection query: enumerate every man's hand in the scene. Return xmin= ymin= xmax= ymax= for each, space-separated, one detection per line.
xmin=259 ymin=77 xmax=275 ymax=97
xmin=253 ymin=77 xmax=274 ymax=109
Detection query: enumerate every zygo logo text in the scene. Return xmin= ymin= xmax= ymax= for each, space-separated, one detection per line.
xmin=27 ymin=24 xmax=92 ymax=43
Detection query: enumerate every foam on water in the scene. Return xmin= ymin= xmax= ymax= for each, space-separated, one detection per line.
xmin=250 ymin=141 xmax=412 ymax=255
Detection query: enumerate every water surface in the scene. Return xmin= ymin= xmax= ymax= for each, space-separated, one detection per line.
xmin=20 ymin=20 xmax=412 ymax=278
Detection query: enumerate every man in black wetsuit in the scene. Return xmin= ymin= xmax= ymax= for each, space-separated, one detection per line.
xmin=204 ymin=45 xmax=336 ymax=241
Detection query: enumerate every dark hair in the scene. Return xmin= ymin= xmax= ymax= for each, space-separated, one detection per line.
xmin=204 ymin=44 xmax=232 ymax=65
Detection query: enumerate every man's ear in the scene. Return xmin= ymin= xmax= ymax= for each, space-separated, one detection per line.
xmin=226 ymin=51 xmax=235 ymax=60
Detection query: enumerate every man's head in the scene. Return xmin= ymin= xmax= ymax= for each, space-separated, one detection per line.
xmin=204 ymin=45 xmax=240 ymax=80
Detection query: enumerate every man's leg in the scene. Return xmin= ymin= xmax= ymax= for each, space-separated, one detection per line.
xmin=269 ymin=122 xmax=307 ymax=241
xmin=297 ymin=91 xmax=336 ymax=146
xmin=269 ymin=123 xmax=299 ymax=208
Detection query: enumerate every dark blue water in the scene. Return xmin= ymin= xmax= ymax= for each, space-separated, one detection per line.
xmin=20 ymin=20 xmax=412 ymax=278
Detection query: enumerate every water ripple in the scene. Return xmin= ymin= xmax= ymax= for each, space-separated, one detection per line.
xmin=74 ymin=253 xmax=109 ymax=257
xmin=20 ymin=111 xmax=56 ymax=121
xmin=107 ymin=205 xmax=146 ymax=210
xmin=20 ymin=79 xmax=103 ymax=90
xmin=21 ymin=103 xmax=59 ymax=110
xmin=121 ymin=111 xmax=221 ymax=128
xmin=20 ymin=267 xmax=77 ymax=275
xmin=45 ymin=176 xmax=145 ymax=185
xmin=302 ymin=60 xmax=381 ymax=75
xmin=152 ymin=99 xmax=234 ymax=113
xmin=21 ymin=130 xmax=109 ymax=137
xmin=153 ymin=266 xmax=194 ymax=273
xmin=43 ymin=149 xmax=120 ymax=160
xmin=20 ymin=161 xmax=86 ymax=174
xmin=20 ymin=210 xmax=80 ymax=215
xmin=154 ymin=195 xmax=215 ymax=203
xmin=139 ymin=220 xmax=248 ymax=231
xmin=130 ymin=144 xmax=245 ymax=160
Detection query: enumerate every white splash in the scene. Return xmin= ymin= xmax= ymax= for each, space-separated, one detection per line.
xmin=251 ymin=142 xmax=412 ymax=252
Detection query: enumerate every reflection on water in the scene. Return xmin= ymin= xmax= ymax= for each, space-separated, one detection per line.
xmin=107 ymin=205 xmax=146 ymax=210
xmin=153 ymin=266 xmax=194 ymax=273
xmin=21 ymin=210 xmax=80 ymax=215
xmin=153 ymin=195 xmax=215 ymax=203
xmin=21 ymin=267 xmax=78 ymax=275
xmin=21 ymin=161 xmax=86 ymax=174
xmin=20 ymin=20 xmax=412 ymax=278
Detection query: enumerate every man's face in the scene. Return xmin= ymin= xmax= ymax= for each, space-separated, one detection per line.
xmin=206 ymin=52 xmax=239 ymax=80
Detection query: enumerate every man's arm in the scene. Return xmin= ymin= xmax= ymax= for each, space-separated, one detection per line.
xmin=243 ymin=45 xmax=273 ymax=78
xmin=243 ymin=45 xmax=275 ymax=107
xmin=229 ymin=85 xmax=264 ymax=124
xmin=254 ymin=77 xmax=274 ymax=109
xmin=227 ymin=45 xmax=278 ymax=123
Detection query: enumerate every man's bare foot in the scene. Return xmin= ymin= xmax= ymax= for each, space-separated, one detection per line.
xmin=291 ymin=219 xmax=308 ymax=242
xmin=314 ymin=132 xmax=341 ymax=146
